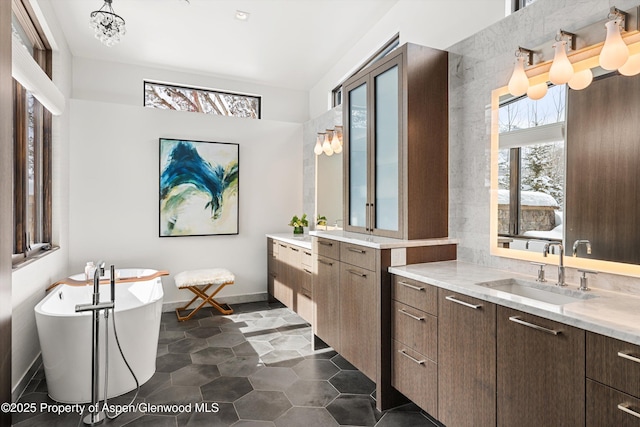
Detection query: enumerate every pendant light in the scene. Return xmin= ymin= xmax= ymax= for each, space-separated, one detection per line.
xmin=527 ymin=82 xmax=548 ymax=100
xmin=331 ymin=126 xmax=343 ymax=154
xmin=600 ymin=8 xmax=629 ymax=71
xmin=322 ymin=131 xmax=334 ymax=156
xmin=549 ymin=31 xmax=575 ymax=85
xmin=508 ymin=48 xmax=533 ymax=97
xmin=618 ymin=52 xmax=640 ymax=76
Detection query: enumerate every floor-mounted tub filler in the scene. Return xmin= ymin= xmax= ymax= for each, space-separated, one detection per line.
xmin=35 ymin=267 xmax=166 ymax=424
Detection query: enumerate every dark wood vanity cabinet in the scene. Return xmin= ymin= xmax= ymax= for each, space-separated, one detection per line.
xmin=313 ymin=237 xmax=341 ymax=353
xmin=586 ymin=332 xmax=640 ymax=426
xmin=438 ymin=290 xmax=496 ymax=427
xmin=497 ymin=306 xmax=585 ymax=427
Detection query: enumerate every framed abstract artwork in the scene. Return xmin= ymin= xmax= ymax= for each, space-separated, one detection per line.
xmin=159 ymin=138 xmax=239 ymax=237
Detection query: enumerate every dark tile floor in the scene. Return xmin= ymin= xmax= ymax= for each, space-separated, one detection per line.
xmin=13 ymin=301 xmax=439 ymax=426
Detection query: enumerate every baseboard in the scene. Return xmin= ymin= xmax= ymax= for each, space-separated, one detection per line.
xmin=162 ymin=292 xmax=268 ymax=312
xmin=12 ymin=354 xmax=42 ymax=403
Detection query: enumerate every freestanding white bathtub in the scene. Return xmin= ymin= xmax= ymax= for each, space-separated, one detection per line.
xmin=35 ymin=269 xmax=164 ymax=404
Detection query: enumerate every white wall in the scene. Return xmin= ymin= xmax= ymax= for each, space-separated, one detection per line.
xmin=11 ymin=0 xmax=72 ymax=393
xmin=308 ymin=0 xmax=506 ymax=118
xmin=73 ymin=57 xmax=309 ymax=124
xmin=69 ymin=100 xmax=302 ymax=305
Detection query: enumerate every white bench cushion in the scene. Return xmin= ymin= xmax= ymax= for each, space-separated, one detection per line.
xmin=174 ymin=269 xmax=235 ymax=288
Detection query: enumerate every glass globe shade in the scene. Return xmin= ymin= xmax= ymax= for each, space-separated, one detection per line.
xmin=314 ymin=136 xmax=323 ymax=155
xmin=549 ymin=41 xmax=574 ymax=85
xmin=508 ymin=56 xmax=529 ymax=97
xmin=618 ymin=52 xmax=640 ymax=76
xmin=331 ymin=132 xmax=342 ymax=153
xmin=568 ymin=68 xmax=593 ymax=90
xmin=527 ymin=82 xmax=548 ymax=100
xmin=599 ymin=19 xmax=629 ymax=70
xmin=322 ymin=134 xmax=333 ymax=156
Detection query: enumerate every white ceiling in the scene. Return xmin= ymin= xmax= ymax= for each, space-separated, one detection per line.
xmin=49 ymin=0 xmax=400 ymax=91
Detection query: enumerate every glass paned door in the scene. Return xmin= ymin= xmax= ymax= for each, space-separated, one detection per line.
xmin=347 ymin=81 xmax=368 ymax=229
xmin=373 ymin=64 xmax=399 ymax=233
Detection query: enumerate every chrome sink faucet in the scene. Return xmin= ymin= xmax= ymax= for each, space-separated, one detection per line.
xmin=572 ymin=239 xmax=592 ymax=257
xmin=543 ymin=242 xmax=566 ymax=287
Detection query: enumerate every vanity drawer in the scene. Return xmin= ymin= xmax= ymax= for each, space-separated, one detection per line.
xmin=587 ymin=332 xmax=640 ymax=398
xmin=391 ymin=275 xmax=437 ymax=315
xmin=314 ymin=237 xmax=340 ymax=260
xmin=392 ymin=339 xmax=438 ymax=417
xmin=302 ymin=248 xmax=313 ymax=268
xmin=392 ymin=301 xmax=437 ymax=362
xmin=587 ymin=379 xmax=640 ymax=427
xmin=340 ymin=242 xmax=375 ymax=271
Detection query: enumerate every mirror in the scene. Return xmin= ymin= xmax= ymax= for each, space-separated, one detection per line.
xmin=491 ymin=60 xmax=640 ymax=277
xmin=316 ymin=151 xmax=343 ymax=229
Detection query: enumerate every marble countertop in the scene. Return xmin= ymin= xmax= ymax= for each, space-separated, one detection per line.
xmin=266 ymin=233 xmax=312 ymax=250
xmin=389 ymin=261 xmax=640 ymax=346
xmin=309 ymin=230 xmax=459 ymax=249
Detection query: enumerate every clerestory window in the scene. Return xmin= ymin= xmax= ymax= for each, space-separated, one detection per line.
xmin=144 ymin=81 xmax=261 ymax=119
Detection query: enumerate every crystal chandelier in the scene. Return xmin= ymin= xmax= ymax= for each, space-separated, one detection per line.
xmin=89 ymin=0 xmax=126 ymax=47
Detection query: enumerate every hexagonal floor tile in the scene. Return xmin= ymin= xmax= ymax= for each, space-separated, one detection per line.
xmin=274 ymin=407 xmax=339 ymax=427
xmin=158 ymin=329 xmax=187 ymax=345
xmin=191 ymin=347 xmax=235 ymax=365
xmin=186 ymin=326 xmax=222 ymax=339
xmin=233 ymin=340 xmax=274 ymax=357
xmin=326 ymin=395 xmax=381 ymax=426
xmin=200 ymin=376 xmax=253 ymax=402
xmin=328 ymin=370 xmax=375 ymax=395
xmin=284 ymin=379 xmax=339 ymax=407
xmin=168 ymin=337 xmax=209 ymax=354
xmin=292 ymin=359 xmax=339 ymax=380
xmin=171 ymin=363 xmax=220 ymax=386
xmin=207 ymin=332 xmax=247 ymax=348
xmin=269 ymin=335 xmax=309 ymax=351
xmin=375 ymin=410 xmax=436 ymax=427
xmin=330 ymin=353 xmax=357 ymax=370
xmin=249 ymin=367 xmax=298 ymax=391
xmin=217 ymin=355 xmax=264 ymax=377
xmin=183 ymin=401 xmax=239 ymax=426
xmin=155 ymin=353 xmax=192 ymax=373
xmin=235 ymin=390 xmax=292 ymax=421
xmin=146 ymin=384 xmax=202 ymax=413
xmin=260 ymin=350 xmax=304 ymax=368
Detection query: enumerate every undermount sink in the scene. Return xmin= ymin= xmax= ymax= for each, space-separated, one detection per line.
xmin=476 ymin=278 xmax=598 ymax=306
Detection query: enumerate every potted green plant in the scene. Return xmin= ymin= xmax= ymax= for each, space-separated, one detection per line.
xmin=289 ymin=214 xmax=308 ymax=235
xmin=317 ymin=215 xmax=327 ymax=228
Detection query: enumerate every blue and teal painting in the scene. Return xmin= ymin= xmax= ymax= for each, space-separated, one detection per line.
xmin=160 ymin=138 xmax=239 ymax=236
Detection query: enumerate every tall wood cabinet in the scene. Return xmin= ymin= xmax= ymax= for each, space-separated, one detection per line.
xmin=343 ymin=43 xmax=448 ymax=240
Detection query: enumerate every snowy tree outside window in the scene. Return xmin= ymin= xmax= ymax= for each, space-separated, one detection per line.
xmin=498 ymin=85 xmax=566 ymax=239
xmin=144 ymin=81 xmax=260 ymax=119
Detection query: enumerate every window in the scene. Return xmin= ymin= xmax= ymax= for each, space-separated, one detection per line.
xmin=331 ymin=34 xmax=400 ymax=107
xmin=512 ymin=0 xmax=539 ymax=12
xmin=144 ymin=81 xmax=261 ymax=119
xmin=12 ymin=0 xmax=53 ymax=266
xmin=498 ymin=85 xmax=566 ymax=249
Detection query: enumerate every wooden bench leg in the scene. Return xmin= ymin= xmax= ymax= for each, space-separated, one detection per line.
xmin=176 ymin=282 xmax=234 ymax=321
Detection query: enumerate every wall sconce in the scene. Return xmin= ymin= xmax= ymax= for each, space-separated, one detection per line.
xmin=527 ymin=82 xmax=548 ymax=100
xmin=619 ymin=52 xmax=640 ymax=75
xmin=600 ymin=7 xmax=629 ymax=70
xmin=331 ymin=126 xmax=343 ymax=154
xmin=314 ymin=133 xmax=325 ymax=156
xmin=549 ymin=31 xmax=575 ymax=85
xmin=508 ymin=48 xmax=533 ymax=97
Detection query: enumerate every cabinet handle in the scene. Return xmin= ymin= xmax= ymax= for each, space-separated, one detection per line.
xmin=347 ymin=269 xmax=367 ymax=278
xmin=318 ymin=241 xmax=333 ymax=247
xmin=270 ymin=273 xmax=277 ymax=278
xmin=618 ymin=351 xmax=640 ymax=364
xmin=303 ymin=268 xmax=313 ymax=275
xmin=398 ymin=308 xmax=425 ymax=321
xmin=398 ymin=281 xmax=425 ymax=291
xmin=347 ymin=247 xmax=366 ymax=254
xmin=317 ymin=259 xmax=333 ymax=266
xmin=398 ymin=349 xmax=425 ymax=365
xmin=445 ymin=295 xmax=482 ymax=310
xmin=279 ymin=244 xmax=287 ymax=248
xmin=304 ymin=251 xmax=311 ymax=256
xmin=370 ymin=202 xmax=375 ymax=232
xmin=508 ymin=316 xmax=561 ymax=336
xmin=618 ymin=404 xmax=640 ymax=419
xmin=290 ymin=248 xmax=300 ymax=252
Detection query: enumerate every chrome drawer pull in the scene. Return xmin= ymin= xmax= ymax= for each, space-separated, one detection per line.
xmin=347 ymin=269 xmax=367 ymax=278
xmin=618 ymin=404 xmax=640 ymax=419
xmin=318 ymin=241 xmax=333 ymax=246
xmin=317 ymin=259 xmax=333 ymax=266
xmin=348 ymin=247 xmax=366 ymax=254
xmin=398 ymin=349 xmax=425 ymax=365
xmin=618 ymin=351 xmax=640 ymax=364
xmin=398 ymin=309 xmax=425 ymax=321
xmin=445 ymin=295 xmax=482 ymax=310
xmin=398 ymin=281 xmax=424 ymax=291
xmin=509 ymin=316 xmax=561 ymax=336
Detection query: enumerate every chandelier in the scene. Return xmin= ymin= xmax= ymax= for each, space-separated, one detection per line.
xmin=89 ymin=0 xmax=126 ymax=47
